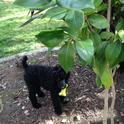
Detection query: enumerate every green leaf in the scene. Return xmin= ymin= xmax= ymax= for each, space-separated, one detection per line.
xmin=96 ymin=41 xmax=107 ymax=58
xmin=60 ymin=27 xmax=77 ymax=37
xmin=95 ymin=75 xmax=102 ymax=88
xmin=105 ymin=41 xmax=122 ymax=67
xmin=80 ymin=27 xmax=89 ymax=40
xmin=57 ymin=0 xmax=95 ymax=10
xmin=117 ymin=44 xmax=124 ymax=63
xmin=118 ymin=30 xmax=124 ymax=43
xmin=115 ymin=19 xmax=124 ymax=32
xmin=120 ymin=0 xmax=124 ymax=4
xmin=100 ymin=31 xmax=114 ymax=40
xmin=101 ymin=66 xmax=112 ymax=89
xmin=76 ymin=39 xmax=94 ymax=65
xmin=89 ymin=31 xmax=101 ymax=50
xmin=97 ymin=3 xmax=107 ymax=12
xmin=44 ymin=7 xmax=67 ymax=19
xmin=79 ymin=58 xmax=87 ymax=66
xmin=93 ymin=54 xmax=106 ymax=77
xmin=14 ymin=0 xmax=51 ymax=8
xmin=83 ymin=0 xmax=103 ymax=15
xmin=36 ymin=30 xmax=64 ymax=48
xmin=88 ymin=14 xmax=109 ymax=29
xmin=58 ymin=43 xmax=75 ymax=72
xmin=65 ymin=10 xmax=84 ymax=30
xmin=94 ymin=0 xmax=103 ymax=7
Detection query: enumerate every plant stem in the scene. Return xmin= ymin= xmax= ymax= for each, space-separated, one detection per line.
xmin=110 ymin=69 xmax=116 ymax=124
xmin=107 ymin=0 xmax=111 ymax=32
xmin=103 ymin=0 xmax=112 ymax=124
xmin=103 ymin=89 xmax=109 ymax=124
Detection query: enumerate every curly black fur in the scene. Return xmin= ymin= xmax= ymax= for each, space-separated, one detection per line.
xmin=22 ymin=56 xmax=70 ymax=115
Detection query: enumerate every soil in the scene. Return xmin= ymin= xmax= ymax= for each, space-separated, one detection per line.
xmin=0 ymin=51 xmax=124 ymax=124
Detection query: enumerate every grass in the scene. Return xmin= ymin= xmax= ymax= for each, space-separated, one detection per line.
xmin=0 ymin=0 xmax=64 ymax=58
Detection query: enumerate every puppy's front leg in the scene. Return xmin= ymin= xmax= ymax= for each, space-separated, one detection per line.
xmin=29 ymin=91 xmax=41 ymax=109
xmin=50 ymin=92 xmax=62 ymax=115
xmin=59 ymin=96 xmax=70 ymax=104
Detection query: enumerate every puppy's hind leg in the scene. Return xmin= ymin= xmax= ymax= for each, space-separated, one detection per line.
xmin=36 ymin=87 xmax=45 ymax=98
xmin=29 ymin=89 xmax=41 ymax=109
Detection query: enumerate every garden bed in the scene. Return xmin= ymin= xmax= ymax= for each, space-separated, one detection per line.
xmin=0 ymin=51 xmax=124 ymax=124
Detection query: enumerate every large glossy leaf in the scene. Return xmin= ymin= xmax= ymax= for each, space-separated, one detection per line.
xmin=76 ymin=39 xmax=94 ymax=65
xmin=14 ymin=0 xmax=51 ymax=8
xmin=89 ymin=31 xmax=101 ymax=50
xmin=36 ymin=30 xmax=64 ymax=48
xmin=58 ymin=43 xmax=75 ymax=72
xmin=101 ymin=66 xmax=112 ymax=89
xmin=65 ymin=10 xmax=84 ymax=30
xmin=105 ymin=41 xmax=122 ymax=67
xmin=44 ymin=7 xmax=67 ymax=19
xmin=57 ymin=0 xmax=95 ymax=10
xmin=88 ymin=14 xmax=109 ymax=29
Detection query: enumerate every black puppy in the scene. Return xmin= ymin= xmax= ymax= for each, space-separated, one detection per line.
xmin=22 ymin=56 xmax=70 ymax=115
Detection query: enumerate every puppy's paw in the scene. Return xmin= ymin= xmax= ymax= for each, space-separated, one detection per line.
xmin=33 ymin=103 xmax=42 ymax=109
xmin=55 ymin=109 xmax=62 ymax=115
xmin=55 ymin=111 xmax=62 ymax=116
xmin=62 ymin=97 xmax=70 ymax=104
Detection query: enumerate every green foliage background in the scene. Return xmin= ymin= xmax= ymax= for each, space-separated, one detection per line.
xmin=11 ymin=0 xmax=124 ymax=88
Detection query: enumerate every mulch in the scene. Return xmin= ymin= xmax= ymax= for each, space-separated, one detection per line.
xmin=0 ymin=51 xmax=124 ymax=124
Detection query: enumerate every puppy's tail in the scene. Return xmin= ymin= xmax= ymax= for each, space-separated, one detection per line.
xmin=22 ymin=56 xmax=28 ymax=69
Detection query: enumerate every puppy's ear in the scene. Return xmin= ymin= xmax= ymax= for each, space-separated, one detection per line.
xmin=66 ymin=72 xmax=70 ymax=78
xmin=53 ymin=65 xmax=61 ymax=70
xmin=53 ymin=65 xmax=63 ymax=79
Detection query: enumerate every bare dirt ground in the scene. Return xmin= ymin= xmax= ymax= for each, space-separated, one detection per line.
xmin=0 ymin=51 xmax=124 ymax=124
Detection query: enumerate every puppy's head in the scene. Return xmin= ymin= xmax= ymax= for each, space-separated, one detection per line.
xmin=53 ymin=65 xmax=70 ymax=82
xmin=53 ymin=65 xmax=70 ymax=96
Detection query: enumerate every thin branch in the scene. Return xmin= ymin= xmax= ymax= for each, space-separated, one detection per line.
xmin=103 ymin=89 xmax=109 ymax=124
xmin=103 ymin=0 xmax=112 ymax=124
xmin=110 ymin=68 xmax=116 ymax=124
xmin=107 ymin=0 xmax=111 ymax=32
